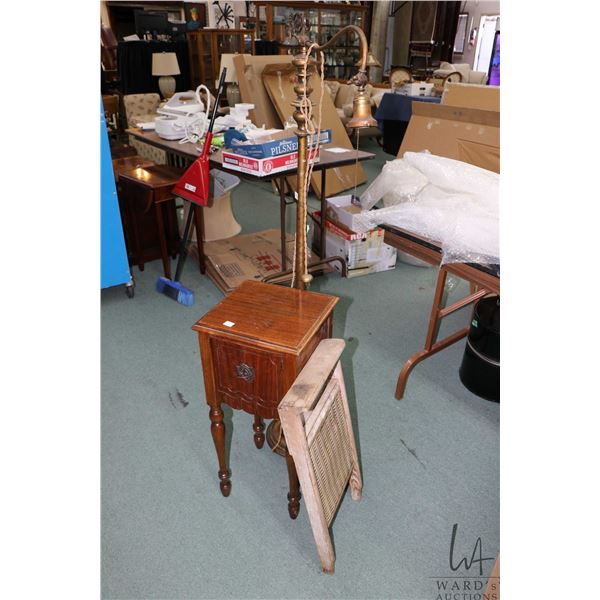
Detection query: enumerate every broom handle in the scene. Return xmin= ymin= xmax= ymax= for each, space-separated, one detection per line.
xmin=200 ymin=68 xmax=227 ymax=159
xmin=209 ymin=68 xmax=227 ymax=133
xmin=174 ymin=204 xmax=195 ymax=282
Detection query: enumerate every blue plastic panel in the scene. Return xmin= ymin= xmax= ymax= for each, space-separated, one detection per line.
xmin=101 ymin=100 xmax=131 ymax=290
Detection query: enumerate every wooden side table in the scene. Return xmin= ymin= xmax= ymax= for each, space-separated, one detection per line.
xmin=192 ymin=280 xmax=338 ymax=519
xmin=112 ymin=155 xmax=153 ymax=184
xmin=118 ymin=164 xmax=204 ymax=278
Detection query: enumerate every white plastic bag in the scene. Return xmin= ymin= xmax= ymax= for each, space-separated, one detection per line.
xmin=360 ymin=158 xmax=429 ymax=210
xmin=356 ymin=153 xmax=499 ymax=265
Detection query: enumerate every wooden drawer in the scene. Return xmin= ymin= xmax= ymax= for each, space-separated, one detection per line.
xmin=212 ymin=338 xmax=286 ymax=418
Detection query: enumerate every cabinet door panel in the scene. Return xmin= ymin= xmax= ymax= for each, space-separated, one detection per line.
xmin=212 ymin=339 xmax=285 ymax=418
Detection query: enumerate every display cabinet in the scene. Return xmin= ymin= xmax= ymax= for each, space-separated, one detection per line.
xmin=187 ymin=28 xmax=255 ymax=91
xmin=253 ymin=2 xmax=371 ymax=79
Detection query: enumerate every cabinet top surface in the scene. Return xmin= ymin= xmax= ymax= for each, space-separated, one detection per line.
xmin=118 ymin=164 xmax=182 ymax=189
xmin=192 ymin=281 xmax=338 ymax=351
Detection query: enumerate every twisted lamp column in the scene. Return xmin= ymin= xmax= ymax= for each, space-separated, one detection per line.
xmin=287 ymin=15 xmax=377 ymax=290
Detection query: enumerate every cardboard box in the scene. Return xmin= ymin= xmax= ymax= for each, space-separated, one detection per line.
xmin=229 ymin=129 xmax=332 ymax=159
xmin=261 ymin=62 xmax=367 ymax=197
xmin=199 ymin=229 xmax=295 ymax=293
xmin=233 ymin=54 xmax=295 ymax=130
xmin=313 ymin=211 xmax=397 ymax=278
xmin=441 ymin=82 xmax=500 ymax=112
xmin=397 ymin=102 xmax=500 ymax=173
xmin=397 ymin=82 xmax=435 ymax=97
xmin=324 ymin=226 xmax=396 ymax=278
xmin=221 ymin=147 xmax=320 ymax=176
xmin=325 ymin=194 xmax=362 ymax=232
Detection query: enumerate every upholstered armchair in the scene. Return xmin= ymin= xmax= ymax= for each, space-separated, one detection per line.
xmin=123 ymin=93 xmax=167 ymax=164
xmin=389 ymin=67 xmax=412 ymax=90
xmin=433 ymin=62 xmax=488 ymax=85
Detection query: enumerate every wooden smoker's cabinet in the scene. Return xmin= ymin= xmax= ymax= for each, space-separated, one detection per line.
xmin=192 ymin=280 xmax=338 ymax=516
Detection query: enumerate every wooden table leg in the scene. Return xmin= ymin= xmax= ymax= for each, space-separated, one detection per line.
xmin=209 ymin=404 xmax=231 ymax=497
xmin=192 ymin=203 xmax=206 ymax=274
xmin=285 ymin=446 xmax=301 ymax=519
xmin=154 ymin=200 xmax=172 ymax=280
xmin=122 ymin=184 xmax=144 ymax=271
xmin=253 ymin=415 xmax=265 ymax=449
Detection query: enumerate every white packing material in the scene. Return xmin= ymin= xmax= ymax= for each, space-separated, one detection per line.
xmin=360 ymin=158 xmax=429 ymax=210
xmin=356 ymin=153 xmax=499 ymax=265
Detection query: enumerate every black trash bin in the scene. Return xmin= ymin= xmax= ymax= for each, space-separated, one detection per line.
xmin=459 ymin=295 xmax=500 ymax=402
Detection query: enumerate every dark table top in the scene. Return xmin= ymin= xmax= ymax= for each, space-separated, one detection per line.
xmin=126 ymin=129 xmax=375 ymax=181
xmin=381 ymin=223 xmax=500 ymax=279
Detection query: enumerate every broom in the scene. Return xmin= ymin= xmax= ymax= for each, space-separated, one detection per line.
xmin=156 ymin=69 xmax=228 ymax=305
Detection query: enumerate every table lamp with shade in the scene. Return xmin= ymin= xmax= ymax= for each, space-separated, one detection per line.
xmin=152 ymin=52 xmax=180 ymax=99
xmin=218 ymin=54 xmax=241 ymax=106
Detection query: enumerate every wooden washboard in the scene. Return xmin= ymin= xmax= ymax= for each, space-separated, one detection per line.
xmin=278 ymin=339 xmax=362 ymax=573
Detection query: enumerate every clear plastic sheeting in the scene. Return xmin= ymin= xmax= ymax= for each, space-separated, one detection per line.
xmin=356 ymin=152 xmax=499 ymax=265
xmin=360 ymin=157 xmax=429 ymax=210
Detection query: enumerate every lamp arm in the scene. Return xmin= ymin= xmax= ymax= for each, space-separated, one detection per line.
xmin=301 ymin=25 xmax=370 ymax=86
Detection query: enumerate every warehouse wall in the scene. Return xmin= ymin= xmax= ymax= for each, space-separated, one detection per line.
xmin=454 ymin=1 xmax=500 ymax=68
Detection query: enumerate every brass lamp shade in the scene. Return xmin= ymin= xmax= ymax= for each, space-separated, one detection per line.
xmin=356 ymin=51 xmax=382 ymax=68
xmin=346 ymin=90 xmax=377 ymax=129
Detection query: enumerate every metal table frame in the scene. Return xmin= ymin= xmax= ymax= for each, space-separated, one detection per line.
xmin=126 ymin=129 xmax=375 ymax=285
xmin=382 ymin=225 xmax=500 ymax=399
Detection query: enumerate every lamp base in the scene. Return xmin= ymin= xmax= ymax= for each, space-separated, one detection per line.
xmin=266 ymin=419 xmax=288 ymax=456
xmin=158 ymin=76 xmax=176 ymax=100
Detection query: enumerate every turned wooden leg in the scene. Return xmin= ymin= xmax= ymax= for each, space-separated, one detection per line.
xmin=285 ymin=448 xmax=301 ymax=519
xmin=253 ymin=415 xmax=265 ymax=449
xmin=209 ymin=405 xmax=231 ymax=497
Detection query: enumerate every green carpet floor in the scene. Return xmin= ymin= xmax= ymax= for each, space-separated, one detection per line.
xmin=101 ymin=137 xmax=499 ymax=599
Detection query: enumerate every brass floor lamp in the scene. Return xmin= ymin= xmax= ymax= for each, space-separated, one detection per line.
xmin=285 ymin=12 xmax=378 ymax=291
xmin=265 ymin=14 xmax=377 ymax=456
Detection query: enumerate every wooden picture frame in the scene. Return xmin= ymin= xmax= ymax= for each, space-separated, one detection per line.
xmin=185 ymin=3 xmax=206 ymax=30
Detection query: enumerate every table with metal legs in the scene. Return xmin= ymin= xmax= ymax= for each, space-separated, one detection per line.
xmin=125 ymin=129 xmax=375 ymax=285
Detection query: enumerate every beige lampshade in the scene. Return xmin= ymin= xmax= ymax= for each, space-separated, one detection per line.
xmin=219 ymin=54 xmax=238 ymax=83
xmin=152 ymin=52 xmax=180 ymax=76
xmin=356 ymin=51 xmax=382 ymax=69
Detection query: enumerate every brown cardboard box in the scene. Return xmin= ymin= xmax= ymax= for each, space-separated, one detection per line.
xmin=324 ymin=194 xmax=363 ymax=231
xmin=312 ymin=211 xmax=397 ymax=278
xmin=261 ymin=62 xmax=367 ymax=197
xmin=441 ymin=82 xmax=500 ymax=112
xmin=233 ymin=54 xmax=294 ymax=130
xmin=397 ymin=102 xmax=500 ymax=173
xmin=201 ymin=229 xmax=295 ymax=294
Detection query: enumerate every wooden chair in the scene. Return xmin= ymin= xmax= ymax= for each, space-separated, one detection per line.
xmin=278 ymin=339 xmax=362 ymax=573
xmin=123 ymin=93 xmax=168 ymax=164
xmin=389 ymin=66 xmax=412 ymax=90
xmin=432 ymin=70 xmax=463 ymax=95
